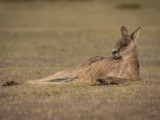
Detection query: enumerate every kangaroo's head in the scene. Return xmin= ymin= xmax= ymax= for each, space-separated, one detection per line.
xmin=112 ymin=26 xmax=141 ymax=59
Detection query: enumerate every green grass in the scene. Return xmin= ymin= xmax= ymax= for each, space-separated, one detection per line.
xmin=0 ymin=0 xmax=160 ymax=120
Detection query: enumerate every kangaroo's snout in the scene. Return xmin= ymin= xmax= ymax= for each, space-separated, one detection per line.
xmin=112 ymin=49 xmax=120 ymax=59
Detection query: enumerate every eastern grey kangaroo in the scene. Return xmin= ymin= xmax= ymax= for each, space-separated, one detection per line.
xmin=27 ymin=26 xmax=141 ymax=85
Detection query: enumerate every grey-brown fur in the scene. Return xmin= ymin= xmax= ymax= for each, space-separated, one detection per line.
xmin=27 ymin=26 xmax=141 ymax=85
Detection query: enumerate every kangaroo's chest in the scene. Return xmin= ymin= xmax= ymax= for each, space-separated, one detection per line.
xmin=106 ymin=60 xmax=138 ymax=80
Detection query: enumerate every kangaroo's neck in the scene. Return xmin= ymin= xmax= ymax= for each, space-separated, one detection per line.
xmin=123 ymin=51 xmax=138 ymax=61
xmin=118 ymin=45 xmax=140 ymax=80
xmin=122 ymin=45 xmax=139 ymax=62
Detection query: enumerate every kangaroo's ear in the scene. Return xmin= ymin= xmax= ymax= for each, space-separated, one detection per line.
xmin=130 ymin=26 xmax=141 ymax=40
xmin=121 ymin=26 xmax=128 ymax=39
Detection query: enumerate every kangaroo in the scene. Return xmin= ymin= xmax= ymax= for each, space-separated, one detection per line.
xmin=26 ymin=26 xmax=141 ymax=85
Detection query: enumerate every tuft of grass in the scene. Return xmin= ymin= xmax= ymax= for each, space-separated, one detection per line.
xmin=116 ymin=3 xmax=141 ymax=10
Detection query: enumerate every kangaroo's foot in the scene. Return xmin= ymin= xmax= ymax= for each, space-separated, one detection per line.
xmin=93 ymin=77 xmax=127 ymax=86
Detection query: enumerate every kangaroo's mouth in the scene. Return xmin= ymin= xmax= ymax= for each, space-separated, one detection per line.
xmin=112 ymin=54 xmax=121 ymax=59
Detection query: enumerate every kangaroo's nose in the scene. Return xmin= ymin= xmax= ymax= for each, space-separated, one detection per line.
xmin=112 ymin=49 xmax=117 ymax=54
xmin=112 ymin=49 xmax=120 ymax=59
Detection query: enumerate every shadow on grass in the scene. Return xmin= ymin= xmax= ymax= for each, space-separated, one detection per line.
xmin=116 ymin=3 xmax=142 ymax=10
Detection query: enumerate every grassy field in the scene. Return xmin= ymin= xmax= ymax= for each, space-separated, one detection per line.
xmin=0 ymin=0 xmax=160 ymax=120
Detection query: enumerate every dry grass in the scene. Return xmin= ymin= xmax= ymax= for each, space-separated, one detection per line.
xmin=0 ymin=0 xmax=160 ymax=120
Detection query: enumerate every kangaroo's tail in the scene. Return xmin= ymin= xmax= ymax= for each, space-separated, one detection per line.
xmin=26 ymin=69 xmax=78 ymax=85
